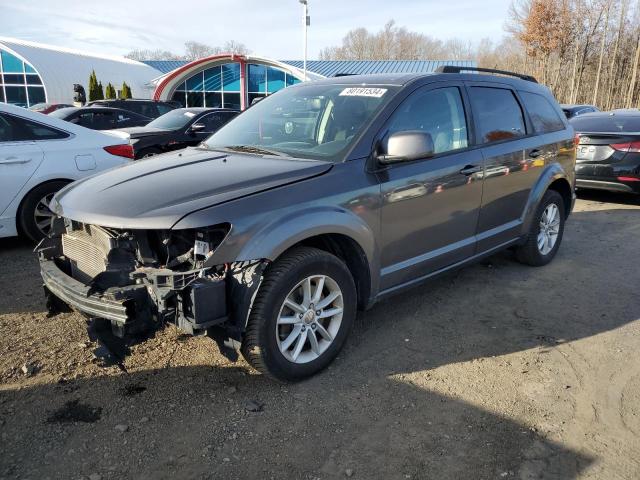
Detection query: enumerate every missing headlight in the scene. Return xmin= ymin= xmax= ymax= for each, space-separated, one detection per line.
xmin=150 ymin=223 xmax=231 ymax=271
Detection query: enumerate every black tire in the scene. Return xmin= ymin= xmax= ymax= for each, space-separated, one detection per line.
xmin=135 ymin=147 xmax=161 ymax=160
xmin=515 ymin=189 xmax=565 ymax=266
xmin=18 ymin=180 xmax=68 ymax=242
xmin=241 ymin=247 xmax=357 ymax=381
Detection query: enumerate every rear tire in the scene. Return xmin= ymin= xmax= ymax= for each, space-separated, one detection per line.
xmin=515 ymin=189 xmax=565 ymax=266
xmin=18 ymin=181 xmax=68 ymax=242
xmin=241 ymin=247 xmax=357 ymax=381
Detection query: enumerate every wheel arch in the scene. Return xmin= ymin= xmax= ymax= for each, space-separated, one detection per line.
xmin=282 ymin=233 xmax=373 ymax=311
xmin=230 ymin=209 xmax=379 ymax=309
xmin=15 ymin=178 xmax=74 ymax=229
xmin=522 ymin=164 xmax=573 ymax=234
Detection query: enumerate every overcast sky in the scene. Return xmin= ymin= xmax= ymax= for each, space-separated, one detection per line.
xmin=0 ymin=0 xmax=511 ymax=59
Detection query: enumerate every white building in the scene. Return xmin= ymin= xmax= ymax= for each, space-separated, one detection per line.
xmin=0 ymin=37 xmax=161 ymax=106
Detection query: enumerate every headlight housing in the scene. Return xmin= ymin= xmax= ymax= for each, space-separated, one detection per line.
xmin=148 ymin=223 xmax=231 ymax=271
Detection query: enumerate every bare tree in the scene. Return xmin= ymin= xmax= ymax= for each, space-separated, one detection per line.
xmin=183 ymin=41 xmax=221 ymax=61
xmin=124 ymin=49 xmax=182 ymax=61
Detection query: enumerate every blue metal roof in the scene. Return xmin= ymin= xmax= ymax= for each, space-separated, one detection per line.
xmin=143 ymin=60 xmax=189 ymax=74
xmin=281 ymin=60 xmax=476 ymax=78
xmin=142 ymin=59 xmax=477 ymax=77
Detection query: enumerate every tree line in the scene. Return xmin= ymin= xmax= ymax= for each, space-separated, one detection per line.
xmin=125 ymin=40 xmax=250 ymax=62
xmin=319 ymin=1 xmax=640 ymax=109
xmin=87 ymin=70 xmax=132 ymax=101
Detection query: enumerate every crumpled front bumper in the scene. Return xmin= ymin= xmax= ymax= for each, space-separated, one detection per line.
xmin=37 ymin=235 xmax=229 ymax=337
xmin=40 ymin=257 xmax=146 ymax=325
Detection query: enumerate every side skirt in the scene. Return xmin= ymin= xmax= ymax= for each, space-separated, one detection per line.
xmin=375 ymin=237 xmax=522 ymax=301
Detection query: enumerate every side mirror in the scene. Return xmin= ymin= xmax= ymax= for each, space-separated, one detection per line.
xmin=377 ymin=131 xmax=434 ymax=164
xmin=190 ymin=122 xmax=206 ymax=132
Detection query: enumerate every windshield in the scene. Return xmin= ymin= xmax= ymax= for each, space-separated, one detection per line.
xmin=204 ymin=84 xmax=398 ymax=162
xmin=147 ymin=109 xmax=199 ymax=130
xmin=570 ymin=113 xmax=640 ymax=132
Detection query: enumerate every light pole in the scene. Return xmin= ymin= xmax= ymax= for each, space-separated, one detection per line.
xmin=299 ymin=0 xmax=309 ymax=81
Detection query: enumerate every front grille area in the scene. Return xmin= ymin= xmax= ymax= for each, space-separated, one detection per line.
xmin=61 ymin=224 xmax=117 ymax=283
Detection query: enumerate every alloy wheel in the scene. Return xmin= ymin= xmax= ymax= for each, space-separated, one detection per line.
xmin=276 ymin=275 xmax=344 ymax=364
xmin=33 ymin=192 xmax=56 ymax=237
xmin=537 ymin=203 xmax=560 ymax=255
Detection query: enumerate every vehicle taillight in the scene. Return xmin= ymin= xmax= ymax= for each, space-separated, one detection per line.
xmin=609 ymin=141 xmax=640 ymax=153
xmin=574 ymin=134 xmax=580 ymax=147
xmin=617 ymin=176 xmax=640 ymax=182
xmin=104 ymin=144 xmax=134 ymax=159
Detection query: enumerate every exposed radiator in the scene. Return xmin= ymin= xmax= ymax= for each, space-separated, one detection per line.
xmin=61 ymin=225 xmax=116 ymax=283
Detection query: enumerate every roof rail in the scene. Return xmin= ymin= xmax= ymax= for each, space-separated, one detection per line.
xmin=435 ymin=65 xmax=538 ymax=83
xmin=333 ymin=72 xmax=357 ymax=77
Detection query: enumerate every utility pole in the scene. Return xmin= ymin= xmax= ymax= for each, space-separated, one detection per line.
xmin=299 ymin=0 xmax=309 ymax=81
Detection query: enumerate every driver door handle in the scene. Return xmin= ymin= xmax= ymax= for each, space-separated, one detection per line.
xmin=0 ymin=156 xmax=31 ymax=165
xmin=459 ymin=164 xmax=482 ymax=176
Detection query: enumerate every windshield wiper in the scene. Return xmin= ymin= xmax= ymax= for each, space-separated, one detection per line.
xmin=222 ymin=145 xmax=288 ymax=157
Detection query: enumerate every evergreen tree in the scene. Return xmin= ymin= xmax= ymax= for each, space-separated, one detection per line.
xmin=121 ymin=81 xmax=132 ymax=99
xmin=105 ymin=83 xmax=116 ymax=99
xmin=88 ymin=70 xmax=99 ymax=101
xmin=97 ymin=81 xmax=104 ymax=100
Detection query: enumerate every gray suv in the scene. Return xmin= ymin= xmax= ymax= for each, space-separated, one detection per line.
xmin=38 ymin=67 xmax=576 ymax=381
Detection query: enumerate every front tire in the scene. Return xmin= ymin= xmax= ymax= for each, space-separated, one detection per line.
xmin=515 ymin=189 xmax=565 ymax=266
xmin=241 ymin=247 xmax=357 ymax=381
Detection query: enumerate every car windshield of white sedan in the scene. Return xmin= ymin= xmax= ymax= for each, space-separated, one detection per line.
xmin=204 ymin=84 xmax=398 ymax=162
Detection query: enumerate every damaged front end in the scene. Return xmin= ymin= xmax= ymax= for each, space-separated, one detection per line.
xmin=37 ymin=217 xmax=267 ymax=355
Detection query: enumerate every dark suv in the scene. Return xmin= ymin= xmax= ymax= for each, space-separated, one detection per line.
xmin=38 ymin=67 xmax=576 ymax=381
xmin=85 ymin=99 xmax=179 ymax=119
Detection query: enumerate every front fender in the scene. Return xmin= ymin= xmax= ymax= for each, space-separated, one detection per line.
xmin=236 ymin=206 xmax=378 ymax=265
xmin=521 ymin=163 xmax=572 ymax=234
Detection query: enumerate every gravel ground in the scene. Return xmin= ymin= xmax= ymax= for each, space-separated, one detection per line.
xmin=0 ymin=190 xmax=639 ymax=480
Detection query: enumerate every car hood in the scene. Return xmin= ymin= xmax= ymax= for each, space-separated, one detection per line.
xmin=114 ymin=126 xmax=173 ymax=138
xmin=51 ymin=147 xmax=332 ymax=229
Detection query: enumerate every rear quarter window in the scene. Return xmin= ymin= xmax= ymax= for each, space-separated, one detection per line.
xmin=519 ymin=91 xmax=565 ymax=133
xmin=468 ymin=87 xmax=526 ymax=144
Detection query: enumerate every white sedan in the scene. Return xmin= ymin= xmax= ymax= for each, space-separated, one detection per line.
xmin=0 ymin=103 xmax=134 ymax=241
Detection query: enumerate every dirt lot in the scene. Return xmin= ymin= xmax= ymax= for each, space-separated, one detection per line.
xmin=1 ymin=191 xmax=639 ymax=480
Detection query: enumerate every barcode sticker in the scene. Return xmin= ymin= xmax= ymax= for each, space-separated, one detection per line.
xmin=194 ymin=240 xmax=210 ymax=256
xmin=339 ymin=87 xmax=387 ymax=98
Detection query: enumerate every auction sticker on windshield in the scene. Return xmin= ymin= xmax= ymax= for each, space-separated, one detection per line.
xmin=339 ymin=87 xmax=387 ymax=98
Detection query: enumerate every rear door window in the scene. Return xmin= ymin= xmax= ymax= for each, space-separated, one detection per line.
xmin=0 ymin=113 xmax=69 ymax=141
xmin=469 ymin=87 xmax=526 ymax=144
xmin=519 ymin=91 xmax=565 ymax=133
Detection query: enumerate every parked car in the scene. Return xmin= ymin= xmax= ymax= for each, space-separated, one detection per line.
xmin=38 ymin=67 xmax=576 ymax=381
xmin=115 ymin=108 xmax=239 ymax=159
xmin=29 ymin=103 xmax=73 ymax=114
xmin=561 ymin=104 xmax=600 ymax=119
xmin=86 ymin=99 xmax=180 ymax=119
xmin=50 ymin=106 xmax=152 ymax=130
xmin=0 ymin=103 xmax=134 ymax=241
xmin=571 ymin=110 xmax=640 ymax=194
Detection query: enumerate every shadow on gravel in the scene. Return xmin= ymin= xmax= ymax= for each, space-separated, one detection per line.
xmin=0 ymin=364 xmax=595 ymax=480
xmin=0 ymin=236 xmax=42 ymax=315
xmin=1 ymin=199 xmax=639 ymax=478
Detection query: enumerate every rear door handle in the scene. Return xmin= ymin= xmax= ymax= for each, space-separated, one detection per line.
xmin=0 ymin=156 xmax=31 ymax=165
xmin=529 ymin=149 xmax=542 ymax=158
xmin=459 ymin=164 xmax=482 ymax=175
